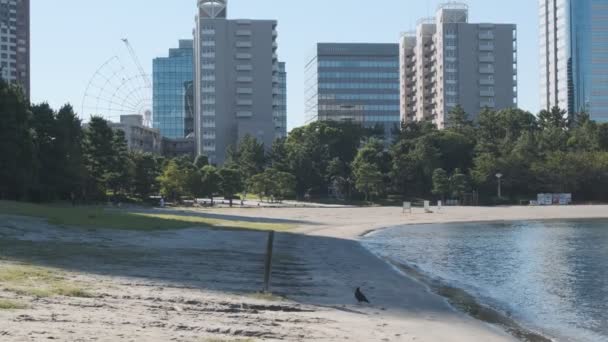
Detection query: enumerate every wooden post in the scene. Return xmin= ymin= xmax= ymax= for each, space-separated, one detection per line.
xmin=263 ymin=231 xmax=275 ymax=293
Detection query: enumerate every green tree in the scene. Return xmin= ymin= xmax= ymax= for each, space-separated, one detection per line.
xmin=248 ymin=169 xmax=297 ymax=203
xmin=107 ymin=130 xmax=134 ymax=196
xmin=445 ymin=105 xmax=473 ymax=135
xmin=450 ymin=168 xmax=468 ymax=200
xmin=538 ymin=106 xmax=568 ymax=131
xmin=0 ymin=81 xmax=34 ymax=200
xmin=268 ymin=138 xmax=290 ymax=172
xmin=248 ymin=172 xmax=272 ymax=202
xmin=353 ymin=162 xmax=384 ymax=202
xmin=82 ymin=116 xmax=116 ymax=201
xmin=432 ymin=168 xmax=450 ymax=201
xmin=352 ymin=137 xmax=390 ymax=174
xmin=219 ymin=167 xmax=244 ymax=207
xmin=157 ymin=159 xmax=188 ymax=202
xmin=194 ymin=155 xmax=209 ymax=169
xmin=231 ymin=134 xmax=266 ymax=182
xmin=273 ymin=170 xmax=296 ymax=202
xmin=351 ymin=137 xmax=390 ymax=199
xmin=200 ymin=165 xmax=221 ymax=204
xmin=55 ymin=105 xmax=85 ymax=201
xmin=132 ymin=152 xmax=161 ymax=199
xmin=30 ymin=103 xmax=60 ymax=201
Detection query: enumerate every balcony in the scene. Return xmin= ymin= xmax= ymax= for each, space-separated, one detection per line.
xmin=235 ymin=53 xmax=252 ymax=60
xmin=480 ymin=78 xmax=495 ymax=85
xmin=479 ymin=55 xmax=494 ymax=62
xmin=480 ymin=90 xmax=495 ymax=97
xmin=479 ymin=43 xmax=494 ymax=51
xmin=479 ymin=31 xmax=494 ymax=40
xmin=236 ymin=30 xmax=252 ymax=36
xmin=236 ymin=111 xmax=253 ymax=118
xmin=479 ymin=65 xmax=495 ymax=74
xmin=237 ymin=99 xmax=253 ymax=106
xmin=236 ymin=88 xmax=253 ymax=94
xmin=236 ymin=41 xmax=252 ymax=48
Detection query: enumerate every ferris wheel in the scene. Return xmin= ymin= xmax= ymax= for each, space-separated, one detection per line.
xmin=81 ymin=39 xmax=152 ymax=126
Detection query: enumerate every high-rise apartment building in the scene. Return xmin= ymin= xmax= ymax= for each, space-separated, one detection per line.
xmin=305 ymin=43 xmax=400 ymax=141
xmin=400 ymin=3 xmax=517 ymax=128
xmin=194 ymin=0 xmax=283 ymax=164
xmin=153 ymin=40 xmax=194 ymax=139
xmin=274 ymin=62 xmax=287 ymax=138
xmin=540 ymin=0 xmax=608 ymax=122
xmin=0 ymin=0 xmax=29 ymax=97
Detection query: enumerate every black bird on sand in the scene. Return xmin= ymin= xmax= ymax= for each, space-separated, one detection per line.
xmin=355 ymin=287 xmax=370 ymax=304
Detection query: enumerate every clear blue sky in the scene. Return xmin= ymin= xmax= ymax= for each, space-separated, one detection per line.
xmin=31 ymin=0 xmax=539 ymax=131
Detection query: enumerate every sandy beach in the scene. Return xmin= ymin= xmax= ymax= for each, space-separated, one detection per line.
xmin=1 ymin=205 xmax=607 ymax=341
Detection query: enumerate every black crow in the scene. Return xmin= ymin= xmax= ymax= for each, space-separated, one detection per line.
xmin=355 ymin=287 xmax=370 ymax=304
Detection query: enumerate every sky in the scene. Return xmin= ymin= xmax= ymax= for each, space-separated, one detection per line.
xmin=31 ymin=0 xmax=540 ymax=131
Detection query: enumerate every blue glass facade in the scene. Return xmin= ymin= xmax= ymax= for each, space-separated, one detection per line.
xmin=542 ymin=0 xmax=608 ymax=122
xmin=570 ymin=0 xmax=608 ymax=121
xmin=305 ymin=43 xmax=401 ymax=142
xmin=153 ymin=40 xmax=194 ymax=138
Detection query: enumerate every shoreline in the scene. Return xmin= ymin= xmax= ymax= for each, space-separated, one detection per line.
xmin=357 ymin=217 xmax=608 ymax=342
xmin=2 ymin=205 xmax=608 ymax=341
xmin=194 ymin=205 xmax=608 ymax=341
xmin=389 ymin=258 xmax=554 ymax=342
xmin=361 ymin=236 xmax=555 ymax=342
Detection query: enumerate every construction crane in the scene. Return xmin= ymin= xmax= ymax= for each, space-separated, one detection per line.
xmin=121 ymin=38 xmax=152 ymax=89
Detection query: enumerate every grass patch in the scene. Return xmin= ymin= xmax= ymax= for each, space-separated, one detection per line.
xmin=0 ymin=264 xmax=93 ymax=298
xmin=0 ymin=299 xmax=27 ymax=310
xmin=0 ymin=201 xmax=291 ymax=231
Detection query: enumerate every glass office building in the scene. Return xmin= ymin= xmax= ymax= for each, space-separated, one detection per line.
xmin=305 ymin=43 xmax=400 ymax=141
xmin=540 ymin=0 xmax=608 ymax=122
xmin=153 ymin=40 xmax=194 ymax=138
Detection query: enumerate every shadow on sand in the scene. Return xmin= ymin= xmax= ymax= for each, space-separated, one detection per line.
xmin=0 ymin=212 xmax=549 ymax=341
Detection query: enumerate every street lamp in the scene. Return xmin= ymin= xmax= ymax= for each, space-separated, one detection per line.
xmin=496 ymin=173 xmax=503 ymax=199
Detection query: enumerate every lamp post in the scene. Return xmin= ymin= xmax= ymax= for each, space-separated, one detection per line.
xmin=496 ymin=173 xmax=503 ymax=199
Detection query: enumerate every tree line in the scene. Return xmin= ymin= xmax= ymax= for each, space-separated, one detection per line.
xmin=232 ymin=105 xmax=608 ymax=204
xmin=2 ymin=80 xmax=608 ymax=205
xmin=0 ymin=81 xmax=246 ymax=204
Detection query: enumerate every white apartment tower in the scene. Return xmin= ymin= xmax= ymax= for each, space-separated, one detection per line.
xmin=400 ymin=3 xmax=517 ymax=127
xmin=194 ymin=0 xmax=283 ymax=164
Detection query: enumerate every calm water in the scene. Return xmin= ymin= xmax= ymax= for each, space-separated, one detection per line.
xmin=362 ymin=220 xmax=608 ymax=342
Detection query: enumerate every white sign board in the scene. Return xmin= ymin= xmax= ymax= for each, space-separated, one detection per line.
xmin=403 ymin=202 xmax=412 ymax=214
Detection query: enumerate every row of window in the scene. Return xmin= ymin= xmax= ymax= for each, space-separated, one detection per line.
xmin=319 ymin=83 xmax=400 ymax=90
xmin=363 ymin=116 xmax=401 ymax=122
xmin=318 ymin=60 xmax=399 ymax=68
xmin=319 ymin=94 xmax=400 ymax=100
xmin=319 ymin=104 xmax=400 ymax=111
xmin=319 ymin=72 xmax=399 ymax=79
